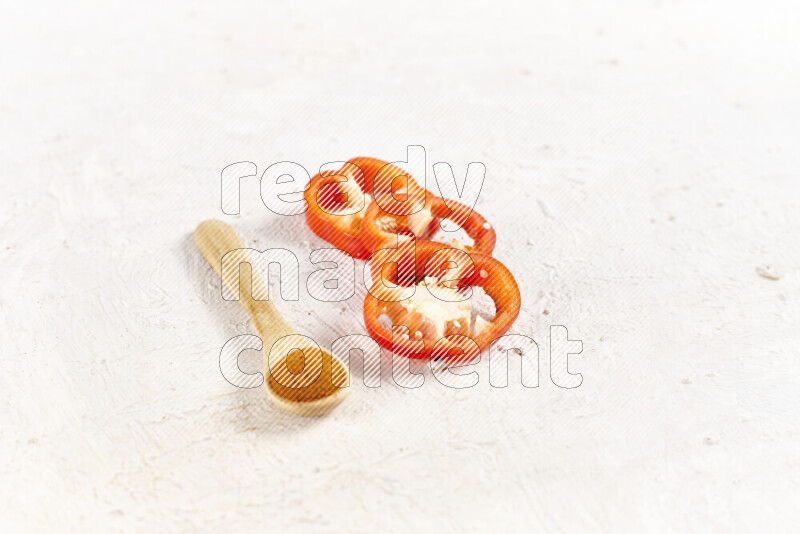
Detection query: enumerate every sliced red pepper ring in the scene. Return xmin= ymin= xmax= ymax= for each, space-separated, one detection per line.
xmin=304 ymin=158 xmax=435 ymax=259
xmin=345 ymin=157 xmax=389 ymax=194
xmin=304 ymin=162 xmax=372 ymax=259
xmin=347 ymin=156 xmax=436 ymax=222
xmin=362 ymin=194 xmax=497 ymax=255
xmin=363 ymin=240 xmax=521 ymax=361
xmin=346 ymin=156 xmax=429 ymax=201
xmin=364 ymin=233 xmax=422 ymax=292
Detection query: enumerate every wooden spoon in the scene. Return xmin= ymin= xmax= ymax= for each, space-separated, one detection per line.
xmin=194 ymin=219 xmax=349 ymax=416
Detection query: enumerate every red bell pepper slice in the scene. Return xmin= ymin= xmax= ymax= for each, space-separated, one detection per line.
xmin=304 ymin=162 xmax=372 ymax=259
xmin=304 ymin=157 xmax=438 ymax=258
xmin=363 ymin=240 xmax=521 ymax=361
xmin=361 ymin=194 xmax=497 ymax=255
xmin=346 ymin=156 xmax=429 ymax=201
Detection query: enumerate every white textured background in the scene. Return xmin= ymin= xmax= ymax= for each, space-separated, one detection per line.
xmin=2 ymin=1 xmax=799 ymax=532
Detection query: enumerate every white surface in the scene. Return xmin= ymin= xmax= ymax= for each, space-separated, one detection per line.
xmin=2 ymin=1 xmax=799 ymax=532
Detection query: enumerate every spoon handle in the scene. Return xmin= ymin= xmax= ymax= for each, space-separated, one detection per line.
xmin=194 ymin=219 xmax=294 ymax=340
